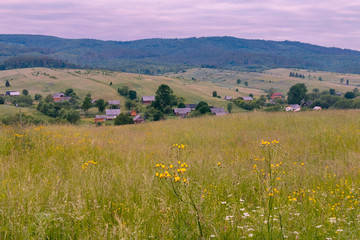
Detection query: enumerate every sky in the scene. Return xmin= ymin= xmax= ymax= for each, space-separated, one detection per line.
xmin=1 ymin=0 xmax=360 ymax=50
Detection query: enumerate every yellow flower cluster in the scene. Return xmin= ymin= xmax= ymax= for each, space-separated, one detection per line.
xmin=173 ymin=143 xmax=187 ymax=150
xmin=261 ymin=140 xmax=279 ymax=145
xmin=82 ymin=160 xmax=98 ymax=170
xmin=155 ymin=161 xmax=188 ymax=183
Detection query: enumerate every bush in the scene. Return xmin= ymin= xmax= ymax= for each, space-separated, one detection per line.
xmin=66 ymin=110 xmax=80 ymax=124
xmin=114 ymin=113 xmax=134 ymax=125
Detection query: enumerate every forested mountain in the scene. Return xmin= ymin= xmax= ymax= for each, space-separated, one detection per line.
xmin=1 ymin=34 xmax=360 ymax=74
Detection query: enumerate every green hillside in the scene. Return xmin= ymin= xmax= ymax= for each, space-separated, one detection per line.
xmin=1 ymin=35 xmax=360 ymax=74
xmin=0 ymin=68 xmax=246 ymax=112
xmin=171 ymin=68 xmax=360 ymax=94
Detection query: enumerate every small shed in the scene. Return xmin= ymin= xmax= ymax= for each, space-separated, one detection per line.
xmin=313 ymin=106 xmax=322 ymax=111
xmin=224 ymin=96 xmax=232 ymax=101
xmin=242 ymin=96 xmax=253 ymax=101
xmin=130 ymin=110 xmax=137 ymax=116
xmin=133 ymin=114 xmax=145 ymax=124
xmin=94 ymin=115 xmax=107 ymax=123
xmin=286 ymin=104 xmax=301 ymax=112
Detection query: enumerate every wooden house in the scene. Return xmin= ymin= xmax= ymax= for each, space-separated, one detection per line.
xmin=286 ymin=104 xmax=301 ymax=112
xmin=133 ymin=114 xmax=145 ymax=124
xmin=142 ymin=96 xmax=155 ymax=105
xmin=174 ymin=108 xmax=191 ymax=117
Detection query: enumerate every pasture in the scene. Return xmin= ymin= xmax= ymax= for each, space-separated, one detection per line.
xmin=0 ymin=110 xmax=359 ymax=239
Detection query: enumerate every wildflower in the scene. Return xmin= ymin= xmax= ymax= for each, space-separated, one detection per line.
xmin=155 ymin=173 xmax=159 ymax=177
xmin=217 ymin=162 xmax=221 ymax=166
xmin=329 ymin=217 xmax=337 ymax=223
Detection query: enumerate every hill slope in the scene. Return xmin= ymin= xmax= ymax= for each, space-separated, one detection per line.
xmin=1 ymin=35 xmax=360 ymax=74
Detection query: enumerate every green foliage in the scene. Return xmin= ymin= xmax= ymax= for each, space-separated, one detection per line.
xmin=81 ymin=94 xmax=92 ymax=112
xmin=145 ymin=107 xmax=165 ymax=121
xmin=114 ymin=113 xmax=134 ymax=125
xmin=11 ymin=95 xmax=33 ymax=107
xmin=128 ymin=90 xmax=137 ymax=100
xmin=1 ymin=113 xmax=44 ymax=125
xmin=118 ymin=86 xmax=129 ymax=96
xmin=178 ymin=102 xmax=186 ymax=108
xmin=95 ymin=99 xmax=105 ymax=112
xmin=0 ymin=96 xmax=4 ymax=104
xmin=34 ymin=93 xmax=43 ymax=101
xmin=152 ymin=84 xmax=176 ymax=112
xmin=195 ymin=101 xmax=211 ymax=114
xmin=22 ymin=89 xmax=29 ymax=96
xmin=125 ymin=100 xmax=136 ymax=110
xmin=65 ymin=110 xmax=80 ymax=124
xmin=227 ymin=102 xmax=233 ymax=113
xmin=212 ymin=91 xmax=217 ymax=97
xmin=244 ymin=81 xmax=248 ymax=86
xmin=329 ymin=89 xmax=336 ymax=95
xmin=236 ymin=79 xmax=241 ymax=85
xmin=287 ymin=83 xmax=308 ymax=104
xmin=344 ymin=91 xmax=356 ymax=99
xmin=5 ymin=80 xmax=10 ymax=87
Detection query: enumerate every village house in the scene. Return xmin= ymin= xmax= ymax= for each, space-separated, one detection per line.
xmin=105 ymin=109 xmax=121 ymax=120
xmin=173 ymin=108 xmax=192 ymax=118
xmin=142 ymin=96 xmax=155 ymax=105
xmin=133 ymin=114 xmax=145 ymax=124
xmin=224 ymin=96 xmax=232 ymax=101
xmin=108 ymin=100 xmax=120 ymax=106
xmin=286 ymin=104 xmax=301 ymax=112
xmin=94 ymin=115 xmax=107 ymax=123
xmin=6 ymin=91 xmax=20 ymax=96
xmin=242 ymin=96 xmax=253 ymax=101
xmin=270 ymin=93 xmax=283 ymax=100
xmin=313 ymin=106 xmax=322 ymax=111
xmin=53 ymin=93 xmax=71 ymax=102
xmin=185 ymin=104 xmax=198 ymax=110
xmin=211 ymin=107 xmax=226 ymax=116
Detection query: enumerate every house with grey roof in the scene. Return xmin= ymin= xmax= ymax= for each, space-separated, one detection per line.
xmin=211 ymin=108 xmax=226 ymax=116
xmin=142 ymin=96 xmax=155 ymax=105
xmin=105 ymin=109 xmax=121 ymax=119
xmin=242 ymin=96 xmax=253 ymax=101
xmin=174 ymin=108 xmax=192 ymax=117
xmin=108 ymin=100 xmax=120 ymax=106
xmin=224 ymin=96 xmax=232 ymax=101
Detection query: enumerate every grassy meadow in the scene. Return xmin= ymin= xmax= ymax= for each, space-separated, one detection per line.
xmin=171 ymin=68 xmax=360 ymax=95
xmin=1 ymin=110 xmax=360 ymax=239
xmin=0 ymin=68 xmax=243 ymax=112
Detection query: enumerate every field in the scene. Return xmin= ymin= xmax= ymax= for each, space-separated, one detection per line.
xmin=0 ymin=68 xmax=245 ymax=112
xmin=171 ymin=68 xmax=360 ymax=95
xmin=1 ymin=110 xmax=360 ymax=239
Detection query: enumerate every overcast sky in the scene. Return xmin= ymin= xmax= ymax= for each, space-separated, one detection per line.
xmin=1 ymin=0 xmax=360 ymax=50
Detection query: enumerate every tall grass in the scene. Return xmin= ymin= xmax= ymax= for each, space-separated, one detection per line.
xmin=0 ymin=110 xmax=359 ymax=239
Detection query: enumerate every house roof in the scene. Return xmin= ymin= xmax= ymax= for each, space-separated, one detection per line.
xmin=9 ymin=91 xmax=20 ymax=96
xmin=174 ymin=108 xmax=192 ymax=114
xmin=242 ymin=97 xmax=253 ymax=101
xmin=224 ymin=96 xmax=232 ymax=100
xmin=133 ymin=114 xmax=143 ymax=121
xmin=95 ymin=115 xmax=107 ymax=119
xmin=288 ymin=104 xmax=301 ymax=109
xmin=272 ymin=93 xmax=282 ymax=96
xmin=108 ymin=100 xmax=120 ymax=105
xmin=53 ymin=93 xmax=65 ymax=98
xmin=106 ymin=109 xmax=121 ymax=116
xmin=211 ymin=108 xmax=225 ymax=114
xmin=142 ymin=96 xmax=155 ymax=101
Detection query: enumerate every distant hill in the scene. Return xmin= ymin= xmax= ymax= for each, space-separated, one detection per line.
xmin=1 ymin=34 xmax=360 ymax=74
